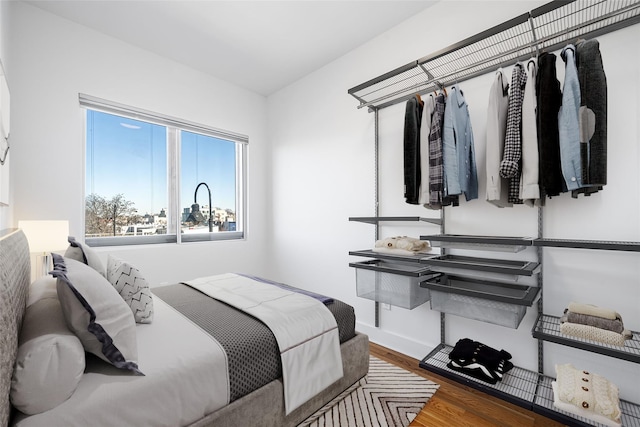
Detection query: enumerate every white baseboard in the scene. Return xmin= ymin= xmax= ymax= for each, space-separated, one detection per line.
xmin=356 ymin=321 xmax=439 ymax=361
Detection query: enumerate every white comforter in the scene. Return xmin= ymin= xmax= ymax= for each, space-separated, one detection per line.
xmin=13 ymin=298 xmax=230 ymax=427
xmin=184 ymin=273 xmax=343 ymax=414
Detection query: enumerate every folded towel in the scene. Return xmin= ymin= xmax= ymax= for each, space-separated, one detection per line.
xmin=560 ymin=321 xmax=630 ymax=346
xmin=551 ymin=382 xmax=621 ymax=427
xmin=568 ymin=302 xmax=620 ymax=320
xmin=555 ymin=364 xmax=621 ymax=425
xmin=374 ymin=236 xmax=430 ymax=253
xmin=561 ymin=309 xmax=626 ymax=335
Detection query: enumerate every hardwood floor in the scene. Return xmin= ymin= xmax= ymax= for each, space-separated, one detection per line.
xmin=369 ymin=342 xmax=566 ymax=427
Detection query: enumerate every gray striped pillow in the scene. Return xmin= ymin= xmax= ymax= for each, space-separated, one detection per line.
xmin=106 ymin=255 xmax=154 ymax=324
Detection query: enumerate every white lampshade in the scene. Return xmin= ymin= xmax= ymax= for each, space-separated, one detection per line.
xmin=18 ymin=220 xmax=69 ymax=254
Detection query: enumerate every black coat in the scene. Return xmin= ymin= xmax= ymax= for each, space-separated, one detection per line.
xmin=404 ymin=96 xmax=424 ymax=204
xmin=536 ymin=52 xmax=565 ymax=197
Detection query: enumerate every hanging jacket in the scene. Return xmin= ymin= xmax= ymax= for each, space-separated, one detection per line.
xmin=500 ymin=63 xmax=527 ymax=204
xmin=571 ymin=38 xmax=607 ymax=198
xmin=403 ymin=96 xmax=424 ymax=204
xmin=419 ymin=94 xmax=436 ymax=205
xmin=559 ymin=44 xmax=583 ymax=191
xmin=536 ymin=52 xmax=565 ymax=197
xmin=428 ymin=93 xmax=447 ymax=208
xmin=520 ymin=58 xmax=541 ymax=207
xmin=442 ymin=86 xmax=478 ymax=201
xmin=486 ymin=69 xmax=511 ymax=207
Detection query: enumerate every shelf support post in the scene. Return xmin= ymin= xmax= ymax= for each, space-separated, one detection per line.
xmin=374 ymin=107 xmax=380 ymax=328
xmin=440 ymin=205 xmax=446 ymax=344
xmin=537 ymin=206 xmax=544 ymax=377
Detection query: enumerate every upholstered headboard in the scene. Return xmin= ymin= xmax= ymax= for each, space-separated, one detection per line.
xmin=0 ymin=229 xmax=31 ymax=427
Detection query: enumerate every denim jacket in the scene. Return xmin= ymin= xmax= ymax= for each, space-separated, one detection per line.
xmin=442 ymin=86 xmax=478 ymax=201
xmin=558 ymin=44 xmax=582 ymax=191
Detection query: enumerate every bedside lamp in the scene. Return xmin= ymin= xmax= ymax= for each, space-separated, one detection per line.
xmin=18 ymin=220 xmax=69 ymax=280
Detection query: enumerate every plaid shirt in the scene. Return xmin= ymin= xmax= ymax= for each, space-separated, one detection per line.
xmin=428 ymin=94 xmax=446 ymax=207
xmin=500 ymin=63 xmax=527 ymax=204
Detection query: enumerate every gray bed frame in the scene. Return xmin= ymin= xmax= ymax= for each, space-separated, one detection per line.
xmin=0 ymin=229 xmax=370 ymax=427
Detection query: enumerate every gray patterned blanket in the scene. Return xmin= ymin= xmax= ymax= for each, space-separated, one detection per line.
xmin=152 ymin=283 xmax=356 ymax=402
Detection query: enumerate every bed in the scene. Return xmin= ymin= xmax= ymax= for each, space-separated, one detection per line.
xmin=0 ymin=229 xmax=369 ymax=427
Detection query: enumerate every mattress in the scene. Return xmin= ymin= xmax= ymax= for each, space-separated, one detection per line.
xmin=12 ymin=297 xmax=230 ymax=427
xmin=12 ymin=281 xmax=357 ymax=427
xmin=152 ymin=282 xmax=357 ymax=402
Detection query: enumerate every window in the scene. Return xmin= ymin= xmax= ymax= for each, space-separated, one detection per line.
xmin=81 ymin=94 xmax=246 ymax=246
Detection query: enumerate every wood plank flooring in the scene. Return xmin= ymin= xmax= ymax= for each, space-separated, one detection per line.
xmin=369 ymin=342 xmax=566 ymax=427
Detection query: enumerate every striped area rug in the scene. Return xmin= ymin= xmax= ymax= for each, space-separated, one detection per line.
xmin=298 ymin=356 xmax=439 ymax=427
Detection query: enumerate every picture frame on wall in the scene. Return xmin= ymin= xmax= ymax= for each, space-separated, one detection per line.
xmin=0 ymin=58 xmax=10 ymax=206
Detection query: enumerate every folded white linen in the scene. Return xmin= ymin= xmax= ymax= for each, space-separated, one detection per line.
xmin=560 ymin=321 xmax=629 ymax=347
xmin=374 ymin=236 xmax=431 ymax=252
xmin=184 ymin=273 xmax=343 ymax=415
xmin=371 ymin=247 xmax=431 ymax=256
xmin=567 ymin=302 xmax=620 ymax=320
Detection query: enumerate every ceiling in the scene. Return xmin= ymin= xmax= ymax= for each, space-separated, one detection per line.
xmin=26 ymin=0 xmax=437 ymax=96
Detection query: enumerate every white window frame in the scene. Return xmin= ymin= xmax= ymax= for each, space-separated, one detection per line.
xmin=80 ymin=94 xmax=247 ymax=247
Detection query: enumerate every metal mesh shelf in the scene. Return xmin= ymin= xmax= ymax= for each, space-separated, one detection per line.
xmin=533 ymin=238 xmax=640 ymax=252
xmin=534 ymin=375 xmax=640 ymax=427
xmin=419 ymin=343 xmax=539 ymax=409
xmin=419 ymin=235 xmax=640 ymax=252
xmin=348 ymin=249 xmax=434 ymax=264
xmin=349 ymin=0 xmax=640 ymax=110
xmin=421 ymin=254 xmax=540 ymax=277
xmin=533 ymin=314 xmax=640 ymax=363
xmin=349 ymin=216 xmax=441 ymax=226
xmin=421 ymin=344 xmax=640 ymax=426
xmin=421 ymin=234 xmax=534 ymax=252
xmin=350 ymin=259 xmax=434 ymax=309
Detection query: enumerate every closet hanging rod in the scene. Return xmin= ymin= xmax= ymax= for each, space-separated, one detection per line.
xmin=406 ymin=0 xmax=640 ymax=102
xmin=360 ymin=41 xmax=537 ymax=112
xmin=415 ymin=1 xmax=640 ymax=98
xmin=348 ymin=0 xmax=640 ymax=111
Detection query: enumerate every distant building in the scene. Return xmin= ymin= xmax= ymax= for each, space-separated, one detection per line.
xmin=180 ymin=205 xmax=235 ymax=230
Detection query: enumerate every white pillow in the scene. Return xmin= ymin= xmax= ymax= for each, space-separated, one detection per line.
xmin=51 ymin=253 xmax=142 ymax=375
xmin=26 ymin=275 xmax=57 ymax=307
xmin=10 ymin=298 xmax=85 ymax=414
xmin=106 ymin=255 xmax=154 ymax=323
xmin=64 ymin=236 xmax=106 ymax=277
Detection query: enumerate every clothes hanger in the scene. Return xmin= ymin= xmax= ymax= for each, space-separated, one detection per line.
xmin=434 ymin=81 xmax=445 ymax=97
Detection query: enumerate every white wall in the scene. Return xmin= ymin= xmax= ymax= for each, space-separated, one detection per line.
xmin=0 ymin=0 xmax=10 ymax=230
xmin=268 ymin=0 xmax=640 ymax=402
xmin=7 ymin=2 xmax=271 ymax=284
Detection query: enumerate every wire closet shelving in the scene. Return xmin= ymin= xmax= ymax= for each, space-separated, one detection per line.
xmin=347 ymin=1 xmax=640 ymax=426
xmin=348 ymin=0 xmax=640 ymax=111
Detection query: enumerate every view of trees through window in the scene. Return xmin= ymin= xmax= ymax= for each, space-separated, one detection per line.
xmin=84 ymin=105 xmax=244 ymax=245
xmin=85 ymin=193 xmax=141 ymax=237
